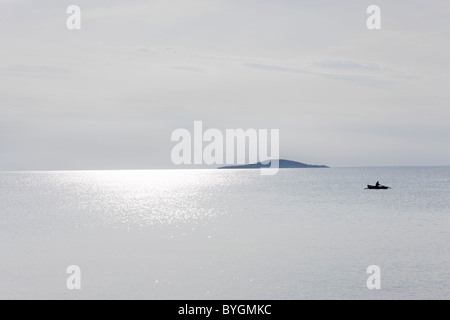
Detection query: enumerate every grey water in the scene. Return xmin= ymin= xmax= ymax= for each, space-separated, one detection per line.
xmin=0 ymin=167 xmax=449 ymax=299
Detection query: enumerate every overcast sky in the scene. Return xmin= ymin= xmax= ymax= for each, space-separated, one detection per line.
xmin=0 ymin=0 xmax=449 ymax=170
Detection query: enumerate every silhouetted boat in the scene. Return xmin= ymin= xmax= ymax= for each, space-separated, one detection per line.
xmin=366 ymin=185 xmax=390 ymax=190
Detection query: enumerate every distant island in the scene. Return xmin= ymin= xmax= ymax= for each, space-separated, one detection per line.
xmin=218 ymin=159 xmax=329 ymax=169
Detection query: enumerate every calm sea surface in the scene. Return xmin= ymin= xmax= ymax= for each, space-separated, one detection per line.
xmin=0 ymin=167 xmax=449 ymax=299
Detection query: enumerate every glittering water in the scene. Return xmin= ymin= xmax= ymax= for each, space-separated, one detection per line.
xmin=1 ymin=167 xmax=449 ymax=299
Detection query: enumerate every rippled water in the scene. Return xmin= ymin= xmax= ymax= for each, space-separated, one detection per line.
xmin=1 ymin=167 xmax=449 ymax=299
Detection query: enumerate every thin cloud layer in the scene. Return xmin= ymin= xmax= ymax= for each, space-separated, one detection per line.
xmin=0 ymin=0 xmax=449 ymax=170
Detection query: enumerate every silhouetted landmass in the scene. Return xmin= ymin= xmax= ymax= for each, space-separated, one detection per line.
xmin=218 ymin=159 xmax=329 ymax=169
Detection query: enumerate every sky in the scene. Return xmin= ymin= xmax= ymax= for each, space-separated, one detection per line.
xmin=0 ymin=0 xmax=449 ymax=170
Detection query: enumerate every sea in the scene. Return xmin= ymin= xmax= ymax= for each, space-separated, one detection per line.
xmin=0 ymin=167 xmax=449 ymax=300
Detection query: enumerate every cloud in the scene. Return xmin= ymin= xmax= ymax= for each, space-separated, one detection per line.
xmin=84 ymin=0 xmax=222 ymax=24
xmin=0 ymin=0 xmax=449 ymax=169
xmin=244 ymin=61 xmax=396 ymax=88
xmin=170 ymin=66 xmax=203 ymax=72
xmin=315 ymin=60 xmax=382 ymax=71
xmin=0 ymin=65 xmax=69 ymax=77
xmin=244 ymin=63 xmax=308 ymax=75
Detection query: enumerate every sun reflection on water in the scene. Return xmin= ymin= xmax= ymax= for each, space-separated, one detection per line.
xmin=63 ymin=170 xmax=232 ymax=227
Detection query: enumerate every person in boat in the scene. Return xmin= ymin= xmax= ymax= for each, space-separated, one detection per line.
xmin=375 ymin=181 xmax=380 ymax=187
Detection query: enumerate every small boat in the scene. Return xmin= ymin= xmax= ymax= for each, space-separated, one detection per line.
xmin=366 ymin=185 xmax=390 ymax=190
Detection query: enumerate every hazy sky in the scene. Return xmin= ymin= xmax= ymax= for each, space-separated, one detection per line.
xmin=1 ymin=0 xmax=449 ymax=170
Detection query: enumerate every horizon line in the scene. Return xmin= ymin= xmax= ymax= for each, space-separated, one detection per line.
xmin=1 ymin=165 xmax=450 ymax=173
